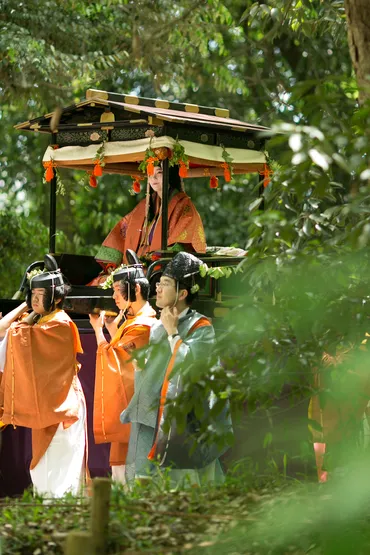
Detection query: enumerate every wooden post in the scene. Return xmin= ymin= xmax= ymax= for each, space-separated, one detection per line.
xmin=49 ymin=174 xmax=57 ymax=254
xmin=161 ymin=156 xmax=169 ymax=252
xmin=64 ymin=531 xmax=93 ymax=555
xmin=90 ymin=477 xmax=111 ymax=554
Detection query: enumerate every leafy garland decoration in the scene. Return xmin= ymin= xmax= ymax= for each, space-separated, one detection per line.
xmin=43 ymin=159 xmax=65 ymax=195
xmin=27 ymin=269 xmax=44 ymax=282
xmin=220 ymin=144 xmax=234 ymax=182
xmin=138 ymin=130 xmax=159 ymax=176
xmin=78 ymin=173 xmax=93 ymax=191
xmin=55 ymin=170 xmax=65 ymax=195
xmin=169 ymin=137 xmax=189 ymax=177
xmin=100 ymin=264 xmax=128 ymax=290
xmin=199 ymin=262 xmax=244 ymax=280
xmin=138 ymin=133 xmax=189 ymax=178
xmin=93 ymin=142 xmax=106 ymax=177
xmin=101 ymin=260 xmax=243 ymax=290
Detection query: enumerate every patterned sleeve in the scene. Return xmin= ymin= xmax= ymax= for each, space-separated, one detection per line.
xmin=168 ymin=196 xmax=206 ymax=253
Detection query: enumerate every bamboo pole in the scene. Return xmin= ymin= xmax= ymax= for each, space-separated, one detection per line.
xmin=90 ymin=477 xmax=112 ymax=554
xmin=64 ymin=531 xmax=93 ymax=555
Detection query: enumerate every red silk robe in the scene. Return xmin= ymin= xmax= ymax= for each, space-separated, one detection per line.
xmin=95 ymin=192 xmax=206 ymax=270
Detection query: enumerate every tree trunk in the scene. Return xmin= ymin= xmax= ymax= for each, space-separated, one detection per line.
xmin=345 ymin=0 xmax=370 ymax=104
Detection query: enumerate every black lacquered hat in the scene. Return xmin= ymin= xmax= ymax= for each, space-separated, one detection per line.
xmin=113 ymin=249 xmax=146 ymax=282
xmin=30 ymin=254 xmax=64 ymax=289
xmin=162 ymin=252 xmax=204 ymax=290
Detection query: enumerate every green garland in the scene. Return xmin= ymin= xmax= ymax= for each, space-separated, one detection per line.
xmin=138 ymin=147 xmax=159 ymax=174
xmin=199 ymin=263 xmax=243 ymax=280
xmin=55 ymin=169 xmax=65 ymax=195
xmin=220 ymin=144 xmax=234 ymax=181
xmin=169 ymin=137 xmax=189 ymax=168
xmin=27 ymin=269 xmax=44 ymax=282
xmin=94 ymin=142 xmax=106 ymax=167
xmin=101 ymin=260 xmax=244 ymax=291
xmin=99 ymin=264 xmax=128 ymax=290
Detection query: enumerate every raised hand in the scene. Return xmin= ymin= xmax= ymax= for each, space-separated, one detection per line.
xmin=89 ymin=311 xmax=106 ymax=330
xmin=0 ymin=302 xmax=29 ymax=337
xmin=104 ymin=310 xmax=123 ymax=338
xmin=160 ymin=306 xmax=179 ymax=336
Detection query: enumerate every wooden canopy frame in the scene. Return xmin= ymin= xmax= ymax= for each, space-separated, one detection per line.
xmin=15 ymin=88 xmax=271 ymax=253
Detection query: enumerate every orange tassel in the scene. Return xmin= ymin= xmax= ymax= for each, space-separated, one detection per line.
xmin=221 ymin=162 xmax=231 ymax=182
xmin=259 ymin=163 xmax=273 ymax=188
xmin=179 ymin=161 xmax=188 ymax=178
xmin=133 ymin=179 xmax=141 ymax=193
xmin=45 ymin=166 xmax=54 ymax=182
xmin=89 ymin=175 xmax=97 ymax=188
xmin=146 ymin=156 xmax=158 ymax=176
xmin=44 ymin=162 xmax=54 ymax=182
xmin=147 ymin=160 xmax=154 ymax=176
xmin=93 ymin=162 xmax=103 ymax=176
xmin=210 ymin=175 xmax=219 ymax=189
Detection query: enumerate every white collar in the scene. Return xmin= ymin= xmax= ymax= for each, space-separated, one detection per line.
xmin=178 ymin=307 xmax=190 ymax=320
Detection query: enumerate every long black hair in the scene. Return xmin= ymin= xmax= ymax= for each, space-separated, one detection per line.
xmin=148 ymin=164 xmax=182 ymax=222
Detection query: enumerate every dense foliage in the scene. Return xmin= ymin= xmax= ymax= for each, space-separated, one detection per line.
xmin=3 ymin=466 xmax=370 ymax=554
xmin=1 ymin=1 xmax=370 ymax=551
xmin=0 ymin=0 xmax=356 ymax=270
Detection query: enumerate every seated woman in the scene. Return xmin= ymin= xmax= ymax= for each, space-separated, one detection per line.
xmin=91 ymin=164 xmax=206 ymax=284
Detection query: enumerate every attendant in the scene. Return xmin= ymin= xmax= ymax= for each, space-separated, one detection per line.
xmin=121 ymin=252 xmax=231 ymax=486
xmin=89 ymin=251 xmax=156 ymax=483
xmin=0 ymin=302 xmax=29 ymax=374
xmin=0 ymin=303 xmax=29 ymax=339
xmin=0 ymin=257 xmax=86 ymax=497
xmin=309 ymin=336 xmax=370 ymax=480
xmin=89 ymin=164 xmax=206 ymax=285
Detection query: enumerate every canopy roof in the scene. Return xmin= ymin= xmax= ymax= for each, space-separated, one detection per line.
xmin=16 ymin=88 xmax=270 ymax=176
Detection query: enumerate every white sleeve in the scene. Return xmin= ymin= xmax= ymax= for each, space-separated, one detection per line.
xmin=168 ymin=334 xmax=181 ymax=353
xmin=0 ymin=330 xmax=9 ymax=373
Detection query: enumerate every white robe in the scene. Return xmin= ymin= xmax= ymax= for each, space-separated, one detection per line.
xmin=30 ymin=381 xmax=86 ymax=498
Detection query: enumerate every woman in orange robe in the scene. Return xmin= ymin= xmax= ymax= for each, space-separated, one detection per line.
xmin=89 ymin=256 xmax=156 ymax=483
xmin=93 ymin=164 xmax=206 ymax=280
xmin=0 ymin=263 xmax=86 ymax=497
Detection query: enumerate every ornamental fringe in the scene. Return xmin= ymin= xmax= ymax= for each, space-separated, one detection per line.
xmin=259 ymin=163 xmax=273 ymax=188
xmin=43 ymin=161 xmax=55 ymax=182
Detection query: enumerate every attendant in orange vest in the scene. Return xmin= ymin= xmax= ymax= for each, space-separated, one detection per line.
xmin=0 ymin=256 xmax=86 ymax=497
xmin=89 ymin=164 xmax=206 ymax=286
xmin=89 ymin=250 xmax=156 ymax=484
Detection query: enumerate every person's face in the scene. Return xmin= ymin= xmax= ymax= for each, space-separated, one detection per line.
xmin=31 ymin=288 xmax=47 ymax=314
xmin=112 ymin=282 xmax=130 ymax=311
xmin=148 ymin=165 xmax=163 ymax=198
xmin=155 ymin=276 xmax=177 ymax=308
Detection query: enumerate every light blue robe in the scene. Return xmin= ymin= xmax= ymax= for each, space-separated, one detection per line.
xmin=121 ymin=309 xmax=228 ymax=486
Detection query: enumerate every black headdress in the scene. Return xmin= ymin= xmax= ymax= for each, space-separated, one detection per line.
xmin=162 ymin=252 xmax=204 ymax=292
xmin=112 ymin=249 xmax=146 ymax=283
xmin=30 ymin=254 xmax=64 ymax=289
xmin=112 ymin=249 xmax=148 ymax=303
xmin=27 ymin=254 xmax=65 ymax=310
